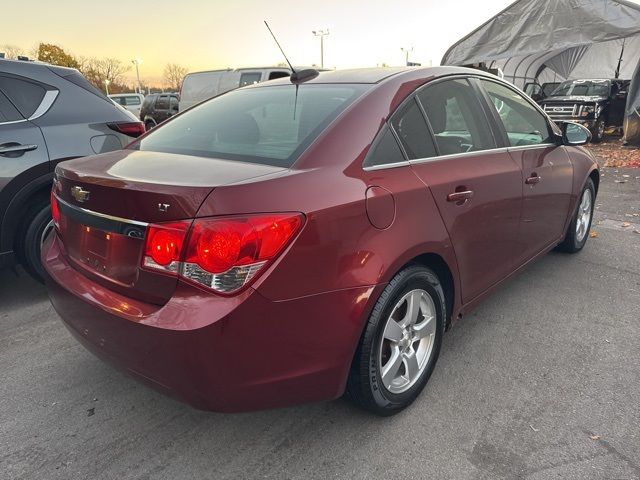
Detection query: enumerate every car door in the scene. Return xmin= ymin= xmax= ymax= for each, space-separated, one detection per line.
xmin=0 ymin=85 xmax=49 ymax=189
xmin=477 ymin=78 xmax=573 ymax=266
xmin=154 ymin=95 xmax=170 ymax=123
xmin=608 ymin=81 xmax=628 ymax=127
xmin=168 ymin=95 xmax=179 ymax=118
xmin=396 ymin=78 xmax=522 ymax=303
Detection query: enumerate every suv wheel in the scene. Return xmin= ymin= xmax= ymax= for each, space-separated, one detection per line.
xmin=16 ymin=200 xmax=52 ymax=283
xmin=346 ymin=265 xmax=445 ymax=416
xmin=590 ymin=117 xmax=605 ymax=143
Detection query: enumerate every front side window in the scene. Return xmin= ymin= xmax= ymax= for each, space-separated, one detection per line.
xmin=390 ymin=99 xmax=437 ymax=160
xmin=0 ymin=75 xmax=46 ymax=118
xmin=135 ymin=84 xmax=368 ymax=167
xmin=417 ymin=78 xmax=495 ymax=155
xmin=480 ymin=79 xmax=552 ymax=146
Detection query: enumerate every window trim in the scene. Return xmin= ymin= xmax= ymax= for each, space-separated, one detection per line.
xmin=362 ymin=123 xmax=410 ymax=171
xmin=0 ymin=89 xmax=58 ymax=125
xmin=362 ymin=73 xmax=561 ymax=172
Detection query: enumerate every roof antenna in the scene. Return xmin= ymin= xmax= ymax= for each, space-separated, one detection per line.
xmin=264 ymin=21 xmax=319 ymax=84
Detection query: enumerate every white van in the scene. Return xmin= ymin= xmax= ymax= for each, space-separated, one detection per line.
xmin=109 ymin=93 xmax=145 ymax=118
xmin=178 ymin=67 xmax=291 ymax=111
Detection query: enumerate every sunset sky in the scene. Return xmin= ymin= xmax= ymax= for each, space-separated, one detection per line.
xmin=3 ymin=0 xmax=633 ymax=87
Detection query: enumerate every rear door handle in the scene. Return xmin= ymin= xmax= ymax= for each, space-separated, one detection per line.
xmin=0 ymin=143 xmax=38 ymax=156
xmin=525 ymin=174 xmax=541 ymax=185
xmin=447 ymin=190 xmax=474 ymax=203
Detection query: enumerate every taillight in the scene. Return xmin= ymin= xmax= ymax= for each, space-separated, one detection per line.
xmin=142 ymin=222 xmax=189 ymax=274
xmin=107 ymin=121 xmax=145 ymax=138
xmin=51 ymin=190 xmax=60 ymax=228
xmin=142 ymin=213 xmax=303 ymax=294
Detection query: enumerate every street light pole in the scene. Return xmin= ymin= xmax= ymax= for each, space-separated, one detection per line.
xmin=401 ymin=47 xmax=414 ymax=66
xmin=131 ymin=59 xmax=142 ymax=94
xmin=104 ymin=79 xmax=110 ymax=95
xmin=312 ymin=29 xmax=329 ymax=69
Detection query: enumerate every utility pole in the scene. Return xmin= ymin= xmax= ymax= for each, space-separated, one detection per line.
xmin=132 ymin=59 xmax=142 ymax=94
xmin=312 ymin=29 xmax=329 ymax=69
xmin=401 ymin=47 xmax=414 ymax=66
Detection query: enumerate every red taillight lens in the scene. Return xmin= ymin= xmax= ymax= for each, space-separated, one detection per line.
xmin=51 ymin=190 xmax=60 ymax=228
xmin=107 ymin=121 xmax=145 ymax=138
xmin=142 ymin=222 xmax=189 ymax=275
xmin=141 ymin=213 xmax=303 ymax=293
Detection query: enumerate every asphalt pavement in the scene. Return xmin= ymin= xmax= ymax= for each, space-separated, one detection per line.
xmin=1 ymin=164 xmax=639 ymax=480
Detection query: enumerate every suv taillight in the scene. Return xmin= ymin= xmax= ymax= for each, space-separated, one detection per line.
xmin=108 ymin=121 xmax=145 ymax=138
xmin=142 ymin=213 xmax=303 ymax=294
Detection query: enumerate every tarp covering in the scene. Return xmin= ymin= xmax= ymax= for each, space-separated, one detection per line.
xmin=442 ymin=0 xmax=640 ymax=146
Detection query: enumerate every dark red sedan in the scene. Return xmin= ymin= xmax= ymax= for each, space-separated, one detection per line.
xmin=43 ymin=67 xmax=598 ymax=415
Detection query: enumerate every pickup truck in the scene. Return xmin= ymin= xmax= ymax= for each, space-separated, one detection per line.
xmin=525 ymin=79 xmax=630 ymax=142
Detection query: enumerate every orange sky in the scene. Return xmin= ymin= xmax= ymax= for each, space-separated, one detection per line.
xmin=5 ymin=0 xmax=632 ymax=87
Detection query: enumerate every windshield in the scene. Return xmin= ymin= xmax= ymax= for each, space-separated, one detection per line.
xmin=550 ymin=80 xmax=610 ymax=97
xmin=132 ymin=84 xmax=369 ymax=167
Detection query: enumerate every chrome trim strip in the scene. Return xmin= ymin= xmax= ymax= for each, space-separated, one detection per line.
xmin=408 ymin=147 xmax=511 ymax=165
xmin=507 ymin=143 xmax=557 ymax=152
xmin=28 ymin=90 xmax=59 ymax=121
xmin=363 ymin=160 xmax=410 ymax=171
xmin=55 ymin=194 xmax=149 ymax=227
xmin=0 ymin=119 xmax=28 ymax=125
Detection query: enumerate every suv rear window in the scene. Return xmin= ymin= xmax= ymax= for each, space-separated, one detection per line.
xmin=134 ymin=84 xmax=369 ymax=167
xmin=0 ymin=76 xmax=46 ymax=118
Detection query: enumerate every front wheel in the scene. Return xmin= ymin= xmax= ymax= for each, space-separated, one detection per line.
xmin=346 ymin=265 xmax=446 ymax=416
xmin=556 ymin=178 xmax=595 ymax=253
xmin=590 ymin=117 xmax=605 ymax=143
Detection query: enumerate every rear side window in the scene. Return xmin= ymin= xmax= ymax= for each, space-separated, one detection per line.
xmin=135 ymin=84 xmax=368 ymax=167
xmin=390 ymin=99 xmax=437 ymax=159
xmin=0 ymin=76 xmax=46 ymax=118
xmin=239 ymin=72 xmax=262 ymax=87
xmin=480 ymin=79 xmax=552 ymax=146
xmin=417 ymin=78 xmax=495 ymax=156
xmin=155 ymin=95 xmax=169 ymax=109
xmin=363 ymin=126 xmax=405 ymax=168
xmin=0 ymin=90 xmax=23 ymax=122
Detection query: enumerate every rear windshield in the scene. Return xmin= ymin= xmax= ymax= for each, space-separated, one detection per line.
xmin=133 ymin=84 xmax=369 ymax=167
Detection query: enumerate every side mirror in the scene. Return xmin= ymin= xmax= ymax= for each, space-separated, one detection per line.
xmin=560 ymin=122 xmax=591 ymax=146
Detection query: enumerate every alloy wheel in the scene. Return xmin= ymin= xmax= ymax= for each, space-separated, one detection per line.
xmin=378 ymin=289 xmax=437 ymax=394
xmin=575 ymin=188 xmax=592 ymax=243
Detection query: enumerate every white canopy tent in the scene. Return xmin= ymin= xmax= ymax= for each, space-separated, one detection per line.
xmin=442 ymin=0 xmax=640 ymax=146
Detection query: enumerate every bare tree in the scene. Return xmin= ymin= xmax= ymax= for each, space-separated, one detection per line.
xmin=0 ymin=44 xmax=25 ymax=59
xmin=163 ymin=63 xmax=188 ymax=92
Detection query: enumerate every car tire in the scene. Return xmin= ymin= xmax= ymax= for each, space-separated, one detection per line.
xmin=346 ymin=265 xmax=445 ymax=416
xmin=16 ymin=200 xmax=53 ymax=283
xmin=556 ymin=178 xmax=595 ymax=253
xmin=590 ymin=117 xmax=605 ymax=143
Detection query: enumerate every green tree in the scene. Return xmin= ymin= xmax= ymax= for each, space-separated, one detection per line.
xmin=36 ymin=43 xmax=79 ymax=68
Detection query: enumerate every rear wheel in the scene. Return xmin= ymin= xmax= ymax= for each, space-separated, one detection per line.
xmin=590 ymin=117 xmax=605 ymax=143
xmin=346 ymin=265 xmax=445 ymax=416
xmin=16 ymin=200 xmax=52 ymax=283
xmin=557 ymin=178 xmax=595 ymax=253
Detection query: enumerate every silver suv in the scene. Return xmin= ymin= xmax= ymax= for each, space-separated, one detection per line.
xmin=0 ymin=58 xmax=144 ymax=281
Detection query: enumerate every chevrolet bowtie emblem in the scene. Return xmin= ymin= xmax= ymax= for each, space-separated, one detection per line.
xmin=71 ymin=186 xmax=90 ymax=203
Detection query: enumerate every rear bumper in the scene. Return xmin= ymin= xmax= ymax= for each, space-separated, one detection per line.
xmin=43 ymin=233 xmax=379 ymax=412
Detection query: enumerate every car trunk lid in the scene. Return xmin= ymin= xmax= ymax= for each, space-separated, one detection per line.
xmin=53 ymin=149 xmax=286 ymax=304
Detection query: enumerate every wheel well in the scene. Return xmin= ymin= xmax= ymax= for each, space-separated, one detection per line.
xmin=13 ymin=185 xmax=51 ymax=251
xmin=408 ymin=253 xmax=455 ymax=330
xmin=589 ymin=169 xmax=600 ymax=196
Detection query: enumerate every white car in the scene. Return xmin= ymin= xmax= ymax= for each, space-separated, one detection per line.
xmin=179 ymin=67 xmax=291 ymax=111
xmin=109 ymin=93 xmax=145 ymax=118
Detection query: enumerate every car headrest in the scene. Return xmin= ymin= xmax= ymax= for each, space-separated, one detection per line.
xmin=217 ymin=113 xmax=260 ymax=144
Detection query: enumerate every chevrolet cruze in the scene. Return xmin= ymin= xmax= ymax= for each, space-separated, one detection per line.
xmin=43 ymin=67 xmax=598 ymax=415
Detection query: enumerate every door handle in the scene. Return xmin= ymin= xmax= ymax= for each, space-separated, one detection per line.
xmin=447 ymin=190 xmax=474 ymax=204
xmin=0 ymin=143 xmax=38 ymax=156
xmin=525 ymin=174 xmax=541 ymax=185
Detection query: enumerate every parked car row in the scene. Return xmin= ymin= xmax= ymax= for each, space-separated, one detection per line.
xmin=41 ymin=66 xmax=598 ymax=415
